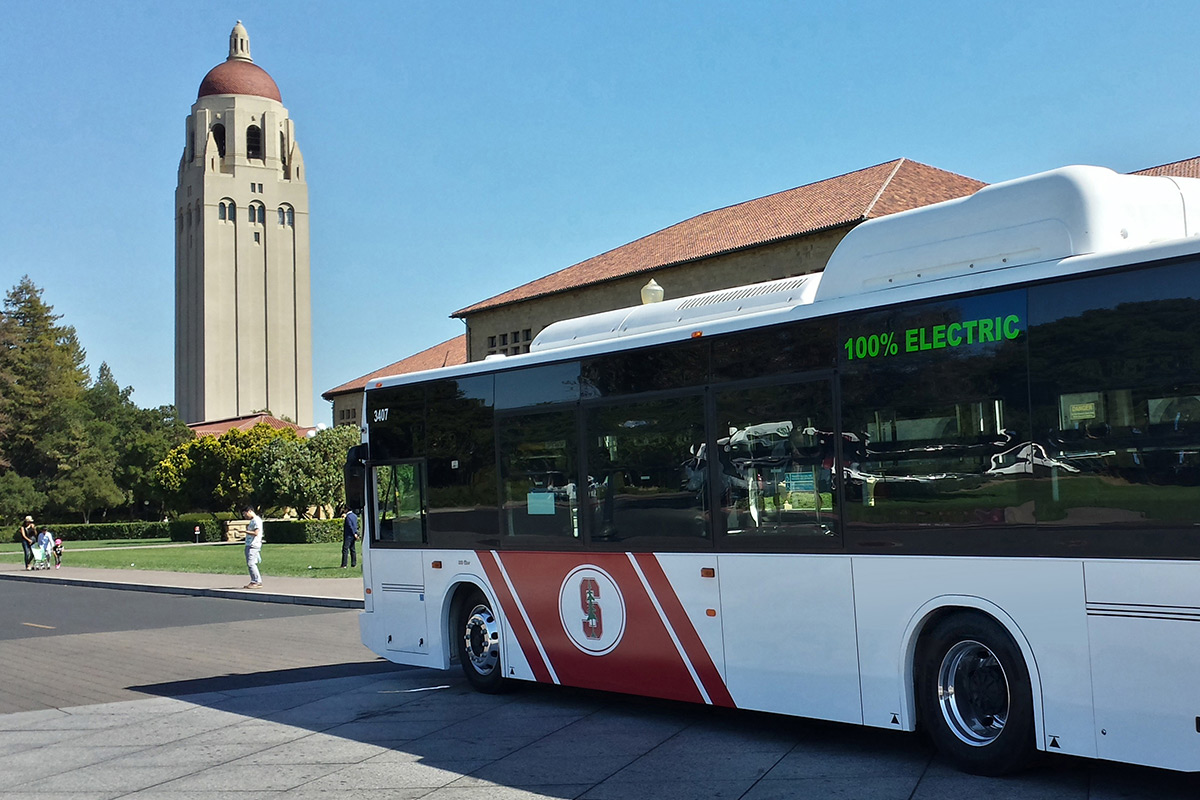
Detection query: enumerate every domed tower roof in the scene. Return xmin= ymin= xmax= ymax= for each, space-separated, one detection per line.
xmin=197 ymin=21 xmax=282 ymax=103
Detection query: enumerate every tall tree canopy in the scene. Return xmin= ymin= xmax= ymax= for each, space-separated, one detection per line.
xmin=0 ymin=278 xmax=191 ymax=522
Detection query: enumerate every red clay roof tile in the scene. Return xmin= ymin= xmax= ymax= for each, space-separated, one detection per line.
xmin=1133 ymin=155 xmax=1200 ymax=179
xmin=452 ymin=159 xmax=984 ymax=317
xmin=188 ymin=413 xmax=312 ymax=438
xmin=322 ymin=335 xmax=467 ymax=399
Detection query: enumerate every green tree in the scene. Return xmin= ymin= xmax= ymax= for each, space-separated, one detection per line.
xmin=0 ymin=470 xmax=46 ymax=523
xmin=249 ymin=425 xmax=360 ymax=517
xmin=308 ymin=425 xmax=362 ymax=513
xmin=155 ymin=424 xmax=299 ymax=514
xmin=119 ymin=404 xmax=192 ymax=517
xmin=0 ymin=277 xmax=89 ymax=482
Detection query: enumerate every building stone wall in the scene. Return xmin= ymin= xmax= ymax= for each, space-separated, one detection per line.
xmin=332 ymin=393 xmax=362 ymax=428
xmin=464 ymin=226 xmax=850 ymax=362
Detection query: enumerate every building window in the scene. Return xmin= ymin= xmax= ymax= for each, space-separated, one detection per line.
xmin=487 ymin=336 xmax=496 ymax=348
xmin=254 ymin=231 xmax=261 ymax=244
xmin=499 ymin=333 xmax=508 ymax=346
xmin=286 ymin=208 xmax=294 ymax=226
xmin=211 ymin=123 xmax=226 ymax=158
xmin=523 ymin=329 xmax=532 ymax=342
xmin=218 ymin=203 xmax=226 ymax=221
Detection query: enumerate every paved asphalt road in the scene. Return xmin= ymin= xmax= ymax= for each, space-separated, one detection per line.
xmin=0 ymin=580 xmax=386 ymax=714
xmin=2 ymin=579 xmax=1200 ymax=798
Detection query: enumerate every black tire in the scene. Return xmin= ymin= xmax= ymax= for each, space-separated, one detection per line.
xmin=457 ymin=589 xmax=507 ymax=693
xmin=916 ymin=611 xmax=1035 ymax=776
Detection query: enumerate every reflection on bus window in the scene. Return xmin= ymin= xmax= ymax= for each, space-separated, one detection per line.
xmin=1029 ymin=262 xmax=1200 ymax=529
xmin=498 ymin=410 xmax=579 ymax=540
xmin=714 ymin=381 xmax=837 ymax=540
xmin=840 ymin=291 xmax=1032 ymax=531
xmin=586 ymin=395 xmax=707 ymax=542
xmin=374 ymin=463 xmax=425 ymax=544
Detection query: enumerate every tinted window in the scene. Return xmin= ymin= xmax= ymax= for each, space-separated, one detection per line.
xmin=426 ymin=376 xmax=499 ymax=546
xmin=714 ymin=380 xmax=839 ymax=546
xmin=498 ymin=409 xmax=580 ymax=542
xmin=711 ymin=318 xmax=836 ymax=382
xmin=839 ymin=290 xmax=1033 ymax=545
xmin=586 ymin=395 xmax=709 ymax=545
xmin=496 ymin=362 xmax=581 ymax=409
xmin=366 ymin=385 xmax=424 ymax=462
xmin=1027 ymin=259 xmax=1200 ymax=552
xmin=581 ymin=341 xmax=707 ymax=397
xmin=373 ymin=463 xmax=425 ymax=545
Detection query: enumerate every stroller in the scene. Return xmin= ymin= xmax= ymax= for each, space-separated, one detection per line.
xmin=30 ymin=544 xmax=51 ymax=570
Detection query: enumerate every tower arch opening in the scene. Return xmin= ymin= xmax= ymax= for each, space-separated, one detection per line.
xmin=211 ymin=123 xmax=226 ymax=159
xmin=247 ymin=125 xmax=263 ymax=161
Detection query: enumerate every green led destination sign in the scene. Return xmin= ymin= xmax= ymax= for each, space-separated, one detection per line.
xmin=844 ymin=314 xmax=1022 ymax=361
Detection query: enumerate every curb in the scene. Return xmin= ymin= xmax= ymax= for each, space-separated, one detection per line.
xmin=0 ymin=572 xmax=364 ymax=610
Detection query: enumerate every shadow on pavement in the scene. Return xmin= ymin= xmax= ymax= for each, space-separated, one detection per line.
xmin=125 ymin=664 xmax=1200 ymax=800
xmin=130 ymin=659 xmax=404 ymax=696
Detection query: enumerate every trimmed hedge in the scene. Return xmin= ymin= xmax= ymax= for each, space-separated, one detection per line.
xmin=38 ymin=519 xmax=339 ymax=544
xmin=266 ymin=519 xmax=343 ymax=544
xmin=168 ymin=520 xmax=224 ymax=543
xmin=49 ymin=522 xmax=171 ymax=542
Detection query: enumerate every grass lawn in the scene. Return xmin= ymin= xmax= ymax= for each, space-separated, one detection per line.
xmin=2 ymin=540 xmax=362 ymax=579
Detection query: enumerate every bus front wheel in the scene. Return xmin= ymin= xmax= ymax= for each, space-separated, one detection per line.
xmin=916 ymin=611 xmax=1035 ymax=775
xmin=458 ymin=589 xmax=507 ymax=693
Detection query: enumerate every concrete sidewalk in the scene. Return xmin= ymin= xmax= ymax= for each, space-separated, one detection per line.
xmin=0 ymin=560 xmax=364 ymax=608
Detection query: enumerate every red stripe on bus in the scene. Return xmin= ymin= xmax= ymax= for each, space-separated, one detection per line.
xmin=494 ymin=552 xmax=708 ymax=705
xmin=477 ymin=550 xmax=554 ymax=684
xmin=633 ymin=553 xmax=736 ymax=708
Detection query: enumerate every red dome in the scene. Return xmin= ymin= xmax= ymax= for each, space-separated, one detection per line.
xmin=198 ymin=60 xmax=281 ymax=103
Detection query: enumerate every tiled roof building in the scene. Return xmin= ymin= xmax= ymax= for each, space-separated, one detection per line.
xmin=188 ymin=413 xmax=314 ymax=438
xmin=323 ymin=336 xmax=467 ymax=426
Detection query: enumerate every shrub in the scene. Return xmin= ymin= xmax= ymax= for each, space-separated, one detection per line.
xmin=51 ymin=522 xmax=169 ymax=542
xmin=167 ymin=519 xmax=224 ymax=542
xmin=266 ymin=519 xmax=343 ymax=544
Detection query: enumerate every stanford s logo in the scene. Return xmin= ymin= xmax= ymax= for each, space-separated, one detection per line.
xmin=559 ymin=565 xmax=626 ymax=655
xmin=581 ymin=578 xmax=603 ymax=639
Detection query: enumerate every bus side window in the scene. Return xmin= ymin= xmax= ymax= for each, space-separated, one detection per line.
xmin=713 ymin=380 xmax=837 ymax=542
xmin=374 ymin=463 xmax=426 ymax=545
xmin=585 ymin=394 xmax=708 ymax=544
xmin=1029 ymin=261 xmax=1200 ymax=534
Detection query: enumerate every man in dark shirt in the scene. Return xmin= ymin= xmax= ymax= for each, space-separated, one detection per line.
xmin=341 ymin=508 xmax=359 ymax=568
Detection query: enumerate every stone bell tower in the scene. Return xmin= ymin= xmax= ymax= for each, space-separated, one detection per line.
xmin=174 ymin=21 xmax=313 ymax=426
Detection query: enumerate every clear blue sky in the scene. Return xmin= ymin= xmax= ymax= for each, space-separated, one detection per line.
xmin=2 ymin=1 xmax=1197 ymax=421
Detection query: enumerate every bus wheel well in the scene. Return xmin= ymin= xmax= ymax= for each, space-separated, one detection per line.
xmin=912 ymin=607 xmax=1036 ymax=775
xmin=447 ymin=582 xmax=484 ymax=665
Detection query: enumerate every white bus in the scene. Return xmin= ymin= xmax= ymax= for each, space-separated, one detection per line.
xmin=348 ymin=165 xmax=1200 ymax=775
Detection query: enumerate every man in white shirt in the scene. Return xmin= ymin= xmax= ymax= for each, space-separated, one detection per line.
xmin=242 ymin=505 xmax=264 ymax=588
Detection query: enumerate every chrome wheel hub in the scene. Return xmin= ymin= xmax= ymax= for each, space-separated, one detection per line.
xmin=463 ymin=604 xmax=500 ymax=676
xmin=937 ymin=639 xmax=1010 ymax=746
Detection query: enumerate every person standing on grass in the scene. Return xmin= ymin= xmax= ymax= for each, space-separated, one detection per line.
xmin=242 ymin=505 xmax=264 ymax=588
xmin=340 ymin=507 xmax=359 ymax=568
xmin=18 ymin=515 xmax=37 ymax=571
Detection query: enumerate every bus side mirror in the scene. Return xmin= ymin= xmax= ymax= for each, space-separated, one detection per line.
xmin=344 ymin=444 xmax=368 ymax=510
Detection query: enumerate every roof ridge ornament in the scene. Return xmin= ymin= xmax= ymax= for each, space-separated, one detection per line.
xmin=228 ymin=21 xmax=252 ymax=62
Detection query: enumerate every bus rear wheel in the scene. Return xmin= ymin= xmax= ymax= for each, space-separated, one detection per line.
xmin=458 ymin=589 xmax=507 ymax=693
xmin=917 ymin=611 xmax=1035 ymax=775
